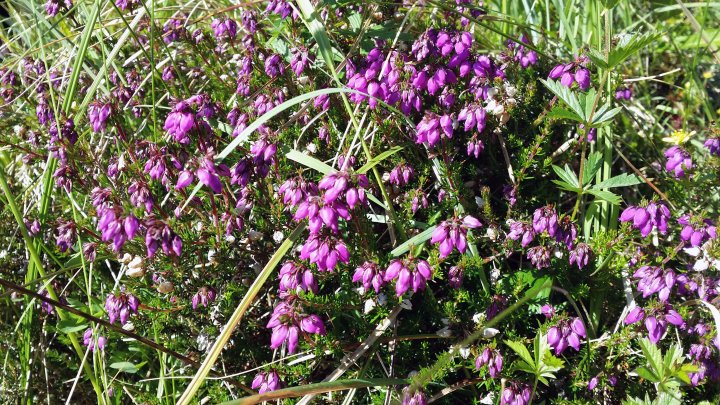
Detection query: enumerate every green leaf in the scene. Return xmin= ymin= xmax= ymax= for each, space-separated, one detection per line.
xmin=585 ymin=189 xmax=622 ymax=205
xmin=591 ymin=104 xmax=622 ymax=126
xmin=551 ymin=180 xmax=581 ymax=193
xmin=586 ymin=48 xmax=609 ymax=69
xmin=357 ymin=146 xmax=404 ymax=174
xmin=110 ymin=361 xmax=139 ymax=374
xmin=638 ymin=338 xmax=664 ymax=378
xmin=582 ymin=152 xmax=604 ymax=186
xmin=348 ymin=12 xmax=362 ymax=30
xmin=285 ymin=148 xmax=334 ymax=175
xmin=56 ymin=318 xmax=88 ymax=334
xmin=505 ymin=340 xmax=535 ymax=369
xmin=547 ymin=107 xmax=583 ymax=122
xmin=540 ymin=79 xmax=585 ymax=121
xmin=552 ymin=165 xmax=579 ymax=188
xmin=607 ymin=32 xmax=660 ymax=68
xmin=634 ymin=366 xmax=660 ymax=382
xmin=592 ymin=173 xmax=643 ymax=189
xmin=390 ymin=226 xmax=436 ymax=257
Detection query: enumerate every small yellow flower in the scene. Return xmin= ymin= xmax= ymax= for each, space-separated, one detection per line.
xmin=662 ymin=129 xmax=695 ymax=145
xmin=702 ymin=70 xmax=713 ymax=79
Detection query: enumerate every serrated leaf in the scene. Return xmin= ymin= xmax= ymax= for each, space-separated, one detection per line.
xmin=586 ymin=48 xmax=609 ymax=69
xmin=348 ymin=12 xmax=362 ymax=30
xmin=591 ymin=104 xmax=622 ymax=126
xmin=608 ymin=32 xmax=660 ymax=68
xmin=582 ymin=152 xmax=603 ymax=186
xmin=638 ymin=338 xmax=663 ymax=378
xmin=390 ymin=226 xmax=436 ymax=257
xmin=585 ymin=189 xmax=621 ymax=205
xmin=547 ymin=107 xmax=583 ymax=122
xmin=552 ymin=165 xmax=579 ymax=188
xmin=551 ymin=180 xmax=581 ymax=193
xmin=505 ymin=340 xmax=535 ymax=369
xmin=592 ymin=173 xmax=643 ymax=189
xmin=540 ymin=79 xmax=585 ymax=121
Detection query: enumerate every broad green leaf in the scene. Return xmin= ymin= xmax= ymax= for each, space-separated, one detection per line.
xmin=634 ymin=366 xmax=659 ymax=382
xmin=638 ymin=338 xmax=663 ymax=378
xmin=110 ymin=361 xmax=139 ymax=374
xmin=592 ymin=173 xmax=643 ymax=189
xmin=505 ymin=340 xmax=535 ymax=369
xmin=390 ymin=226 xmax=436 ymax=257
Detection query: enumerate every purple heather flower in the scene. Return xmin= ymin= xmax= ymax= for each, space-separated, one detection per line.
xmin=192 ymin=287 xmax=216 ymax=310
xmin=83 ymin=328 xmax=107 ymax=352
xmin=705 ymin=138 xmax=720 ymax=156
xmin=278 ymin=176 xmax=318 ymax=208
xmin=352 ymin=261 xmax=386 ymax=293
xmin=476 ymin=347 xmax=503 ymax=377
xmin=293 ymin=196 xmax=349 ymax=234
xmin=55 ymin=219 xmax=77 ymax=252
xmin=527 ymin=246 xmax=551 ymax=269
xmin=466 ymin=137 xmax=484 ymax=158
xmin=25 ymin=219 xmax=41 ymax=237
xmin=619 ymin=201 xmax=671 ymax=237
xmin=128 ymin=181 xmax=154 ymax=213
xmin=279 ymin=261 xmax=318 ymax=295
xmin=569 ymin=243 xmax=591 ymax=269
xmin=547 ymin=317 xmax=586 ymax=354
xmin=664 ymin=146 xmax=693 ymax=178
xmin=458 ymin=104 xmax=487 ymax=133
xmin=211 ymin=18 xmax=237 ymax=40
xmin=588 ymin=376 xmax=599 ymax=391
xmin=388 ymin=163 xmax=414 ymax=187
xmin=431 ymin=215 xmax=482 ymax=258
xmin=508 ymin=35 xmax=538 ymax=68
xmin=504 ymin=185 xmax=517 ymax=207
xmin=105 ymin=291 xmax=140 ymax=325
xmin=299 ymin=234 xmax=349 ymax=272
xmin=541 ymin=304 xmax=555 ymax=318
xmin=401 ymin=387 xmax=428 ymax=405
xmin=625 ymin=305 xmax=684 ymax=344
xmin=164 ymin=102 xmax=196 ymax=144
xmin=384 ymin=258 xmax=433 ymax=296
xmin=162 ymin=18 xmax=187 ymax=44
xmin=249 ymin=135 xmax=277 ymax=177
xmin=615 ymin=87 xmax=632 ymax=100
xmin=266 ymin=301 xmax=325 ymax=354
xmin=507 ymin=221 xmax=535 ymax=247
xmin=251 ymin=370 xmax=283 ymax=393
xmin=290 ymin=47 xmax=312 ymax=76
xmin=88 ymin=101 xmax=112 ymax=133
xmin=633 ymin=266 xmax=676 ymax=301
xmin=411 ymin=190 xmax=429 ymax=214
xmin=44 ymin=0 xmax=72 ymax=17
xmin=318 ymin=170 xmax=369 ymax=209
xmin=83 ymin=242 xmax=97 ymax=262
xmin=266 ymin=0 xmax=295 ymax=19
xmin=532 ymin=205 xmax=559 ymax=237
xmin=144 ymin=218 xmax=182 ymax=258
xmin=448 ymin=265 xmax=464 ymax=288
xmin=486 ymin=295 xmax=508 ymax=320
xmin=416 ymin=112 xmax=454 ymax=147
xmin=677 ymin=215 xmax=717 ymax=247
xmin=264 ymin=54 xmax=285 ymax=78
xmin=500 ymin=381 xmax=532 ymax=405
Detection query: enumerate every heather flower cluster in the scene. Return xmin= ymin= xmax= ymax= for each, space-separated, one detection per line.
xmin=4 ymin=0 xmax=720 ymax=403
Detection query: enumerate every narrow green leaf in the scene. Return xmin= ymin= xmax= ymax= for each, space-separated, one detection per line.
xmin=110 ymin=361 xmax=139 ymax=374
xmin=285 ymin=149 xmax=334 ymax=175
xmin=56 ymin=319 xmax=88 ymax=334
xmin=177 ymin=225 xmax=306 ymax=404
xmin=582 ymin=152 xmax=604 ymax=186
xmin=546 ymin=107 xmax=583 ymax=122
xmin=634 ymin=366 xmax=659 ymax=382
xmin=390 ymin=226 xmax=437 ymax=257
xmin=220 ymin=378 xmax=408 ymax=405
xmin=357 ymin=146 xmax=404 ymax=174
xmin=552 ymin=165 xmax=579 ymax=188
xmin=540 ymin=79 xmax=585 ymax=120
xmin=585 ymin=189 xmax=622 ymax=205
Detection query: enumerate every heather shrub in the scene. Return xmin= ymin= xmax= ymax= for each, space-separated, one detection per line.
xmin=0 ymin=1 xmax=719 ymax=404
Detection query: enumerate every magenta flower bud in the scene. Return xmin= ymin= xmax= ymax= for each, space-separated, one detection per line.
xmin=123 ymin=215 xmax=140 ymax=239
xmin=625 ymin=306 xmax=645 ymax=324
xmin=548 ymin=64 xmax=565 ymax=79
xmin=560 ymin=71 xmax=574 ymax=87
xmin=587 ymin=376 xmax=599 ymax=391
xmin=176 ymin=170 xmax=194 ymax=190
xmin=574 ymin=68 xmax=590 ymax=90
